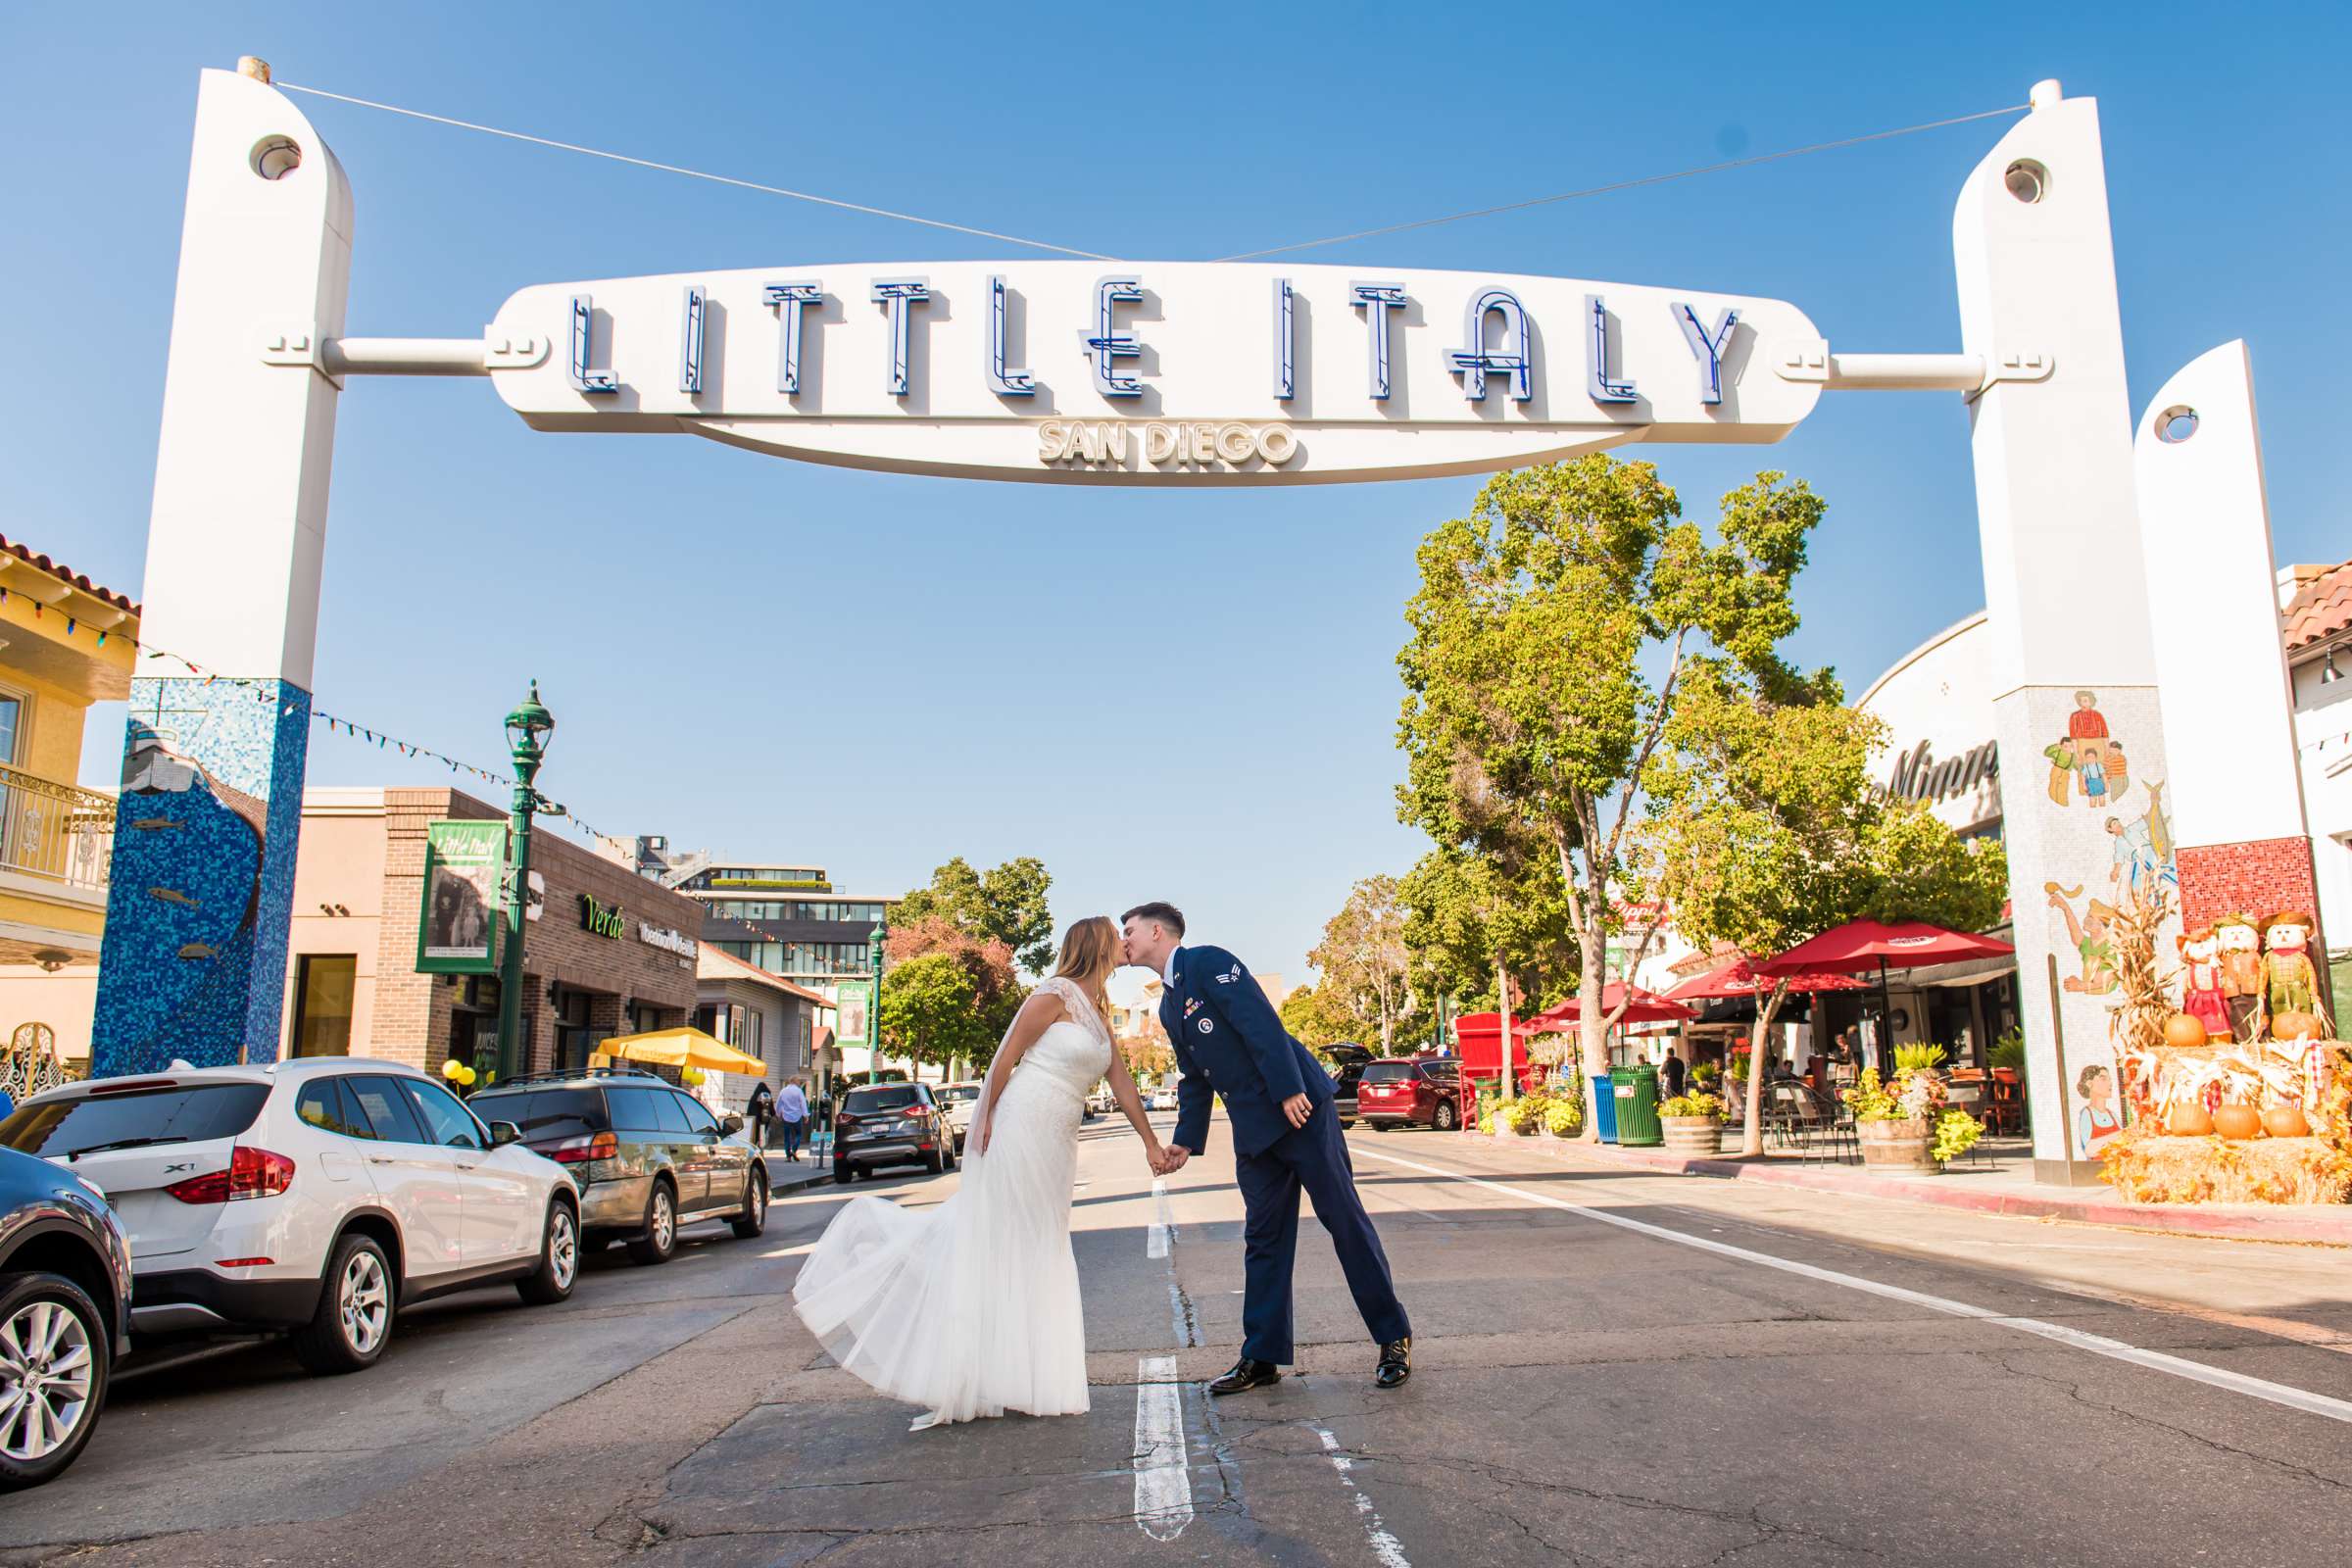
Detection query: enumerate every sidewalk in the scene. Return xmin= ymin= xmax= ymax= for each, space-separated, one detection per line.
xmin=759 ymin=1151 xmax=838 ymax=1197
xmin=1469 ymin=1129 xmax=2352 ymax=1247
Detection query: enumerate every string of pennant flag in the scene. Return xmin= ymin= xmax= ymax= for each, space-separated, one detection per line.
xmin=11 ymin=584 xmax=618 ymax=846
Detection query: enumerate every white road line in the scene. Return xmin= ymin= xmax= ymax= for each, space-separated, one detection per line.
xmin=1132 ymin=1355 xmax=1193 ymax=1541
xmin=1354 ymin=1146 xmax=2352 ymax=1428
xmin=1310 ymin=1425 xmax=1411 ymax=1568
xmin=1148 ymin=1176 xmax=1173 ymax=1259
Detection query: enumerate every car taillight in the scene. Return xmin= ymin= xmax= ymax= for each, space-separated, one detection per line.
xmin=836 ymin=1113 xmax=858 ymax=1133
xmin=547 ymin=1131 xmax=619 ymax=1165
xmin=166 ymin=1146 xmax=294 ymax=1203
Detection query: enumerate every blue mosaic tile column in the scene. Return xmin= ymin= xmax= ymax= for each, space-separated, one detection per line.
xmin=91 ymin=677 xmax=312 ymax=1075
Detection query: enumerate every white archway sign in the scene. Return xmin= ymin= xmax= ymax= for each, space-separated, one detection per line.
xmin=94 ymin=66 xmax=2318 ymax=1185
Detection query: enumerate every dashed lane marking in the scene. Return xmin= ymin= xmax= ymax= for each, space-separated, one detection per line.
xmin=1133 ymin=1355 xmax=1193 ymax=1541
xmin=1354 ymin=1146 xmax=2352 ymax=1428
xmin=1310 ymin=1424 xmax=1411 ymax=1568
xmin=1148 ymin=1176 xmax=1173 ymax=1258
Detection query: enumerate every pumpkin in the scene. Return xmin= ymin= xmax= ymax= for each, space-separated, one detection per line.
xmin=2270 ymin=1009 xmax=2325 ymax=1041
xmin=2162 ymin=1012 xmax=2209 ymax=1050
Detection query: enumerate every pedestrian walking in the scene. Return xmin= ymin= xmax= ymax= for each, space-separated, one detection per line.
xmin=777 ymin=1076 xmax=808 ymax=1162
xmin=746 ymin=1080 xmax=775 ymax=1151
xmin=1658 ymin=1048 xmax=1686 ymax=1101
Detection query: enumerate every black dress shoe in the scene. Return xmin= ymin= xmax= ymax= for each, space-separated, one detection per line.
xmin=1206 ymin=1356 xmax=1282 ymax=1396
xmin=1374 ymin=1337 xmax=1411 ymax=1390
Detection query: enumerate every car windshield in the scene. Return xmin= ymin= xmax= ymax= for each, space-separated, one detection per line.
xmin=0 ymin=1082 xmax=271 ymax=1158
xmin=936 ymin=1086 xmax=980 ymax=1104
xmin=845 ymin=1086 xmax=922 ymax=1114
xmin=1360 ymin=1062 xmax=1415 ymax=1084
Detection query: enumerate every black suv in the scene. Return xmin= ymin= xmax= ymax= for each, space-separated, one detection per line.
xmin=0 ymin=1143 xmax=132 ymax=1490
xmin=834 ymin=1083 xmax=957 ymax=1183
xmin=467 ymin=1069 xmax=766 ymax=1264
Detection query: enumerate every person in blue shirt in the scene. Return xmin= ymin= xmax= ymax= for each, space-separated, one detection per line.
xmin=1124 ymin=902 xmax=1411 ymax=1394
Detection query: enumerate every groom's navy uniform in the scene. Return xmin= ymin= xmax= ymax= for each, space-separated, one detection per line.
xmin=1162 ymin=945 xmax=1410 ymax=1365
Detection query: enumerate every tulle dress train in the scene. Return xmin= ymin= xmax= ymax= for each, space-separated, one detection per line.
xmin=792 ymin=978 xmax=1112 ymax=1425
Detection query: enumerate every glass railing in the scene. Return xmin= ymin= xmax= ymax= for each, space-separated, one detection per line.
xmin=0 ymin=764 xmax=114 ymax=893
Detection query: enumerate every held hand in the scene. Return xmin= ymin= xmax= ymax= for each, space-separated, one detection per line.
xmin=1281 ymin=1094 xmax=1314 ymax=1129
xmin=1158 ymin=1145 xmax=1191 ymax=1174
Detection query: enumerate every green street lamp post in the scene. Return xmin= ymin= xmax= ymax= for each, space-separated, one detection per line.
xmin=866 ymin=919 xmax=886 ymax=1084
xmin=491 ymin=680 xmax=555 ymax=1089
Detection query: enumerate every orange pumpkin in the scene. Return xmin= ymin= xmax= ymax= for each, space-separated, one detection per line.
xmin=2161 ymin=1012 xmax=2209 ymax=1050
xmin=2271 ymin=1010 xmax=2325 ymax=1041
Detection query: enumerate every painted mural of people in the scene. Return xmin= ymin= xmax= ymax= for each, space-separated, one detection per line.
xmin=2177 ymin=926 xmax=2231 ymax=1039
xmin=2106 ymin=813 xmax=2177 ymax=909
xmin=2104 ymin=740 xmax=2130 ymax=799
xmin=2214 ymin=914 xmax=2265 ymax=1042
xmin=2260 ymin=911 xmax=2326 ymax=1024
xmin=2074 ymin=1062 xmax=2123 ymax=1158
xmin=2068 ymin=690 xmax=2110 ymax=749
xmin=2045 ymin=883 xmax=2119 ymax=995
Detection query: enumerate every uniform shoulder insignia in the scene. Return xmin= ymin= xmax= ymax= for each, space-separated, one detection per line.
xmin=1216 ymin=962 xmax=1241 ymax=985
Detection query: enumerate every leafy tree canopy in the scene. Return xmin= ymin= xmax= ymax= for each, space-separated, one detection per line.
xmin=890 ymin=856 xmax=1055 ymax=973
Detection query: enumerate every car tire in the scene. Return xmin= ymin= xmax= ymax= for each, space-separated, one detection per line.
xmin=1433 ymin=1101 xmax=1459 ymax=1132
xmin=0 ymin=1271 xmax=111 ymax=1492
xmin=516 ymin=1200 xmax=580 ymax=1305
xmin=924 ymin=1142 xmax=946 ymax=1175
xmin=730 ymin=1170 xmax=769 ymax=1240
xmin=835 ymin=1161 xmax=857 ymax=1185
xmin=941 ymin=1137 xmax=957 ymax=1172
xmin=291 ymin=1232 xmax=396 ymax=1376
xmin=626 ymin=1181 xmax=679 ymax=1266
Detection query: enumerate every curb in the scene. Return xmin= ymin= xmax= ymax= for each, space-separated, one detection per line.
xmin=760 ymin=1153 xmax=838 ymax=1197
xmin=1467 ymin=1131 xmax=2352 ymax=1247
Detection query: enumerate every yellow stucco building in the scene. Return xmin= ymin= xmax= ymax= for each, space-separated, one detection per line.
xmin=0 ymin=536 xmax=137 ymax=1066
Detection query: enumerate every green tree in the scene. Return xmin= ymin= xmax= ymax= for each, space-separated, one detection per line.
xmin=1634 ymin=669 xmax=2010 ymax=1152
xmin=1308 ymin=875 xmax=1417 ymax=1055
xmin=877 ymin=949 xmax=1030 ymax=1076
xmin=890 ymin=856 xmax=1055 ymax=973
xmin=1396 ymin=839 xmax=1580 ymax=1079
xmin=1398 ymin=456 xmax=1826 ymax=1117
xmin=1279 ymin=983 xmax=1359 ymax=1051
xmin=883 ymin=915 xmax=1024 ymax=1079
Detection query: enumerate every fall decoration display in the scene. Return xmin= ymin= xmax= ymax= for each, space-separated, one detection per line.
xmin=2263 ymin=1105 xmax=2312 ymax=1140
xmin=2162 ymin=1012 xmax=2209 ymax=1050
xmin=2102 ymin=1127 xmax=2352 ymax=1205
xmin=2211 ymin=1103 xmax=2263 ymax=1142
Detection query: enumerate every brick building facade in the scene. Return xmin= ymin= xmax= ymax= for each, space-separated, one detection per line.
xmin=281 ymin=788 xmax=704 ymax=1072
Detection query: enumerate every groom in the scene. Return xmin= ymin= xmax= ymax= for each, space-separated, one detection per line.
xmin=1122 ymin=903 xmax=1412 ymax=1394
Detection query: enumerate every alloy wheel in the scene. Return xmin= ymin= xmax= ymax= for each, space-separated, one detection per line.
xmin=751 ymin=1179 xmax=766 ymax=1227
xmin=653 ymin=1191 xmax=675 ymax=1250
xmin=550 ymin=1208 xmax=579 ymax=1289
xmin=339 ymin=1250 xmax=391 ymax=1355
xmin=0 ymin=1300 xmax=94 ymax=1462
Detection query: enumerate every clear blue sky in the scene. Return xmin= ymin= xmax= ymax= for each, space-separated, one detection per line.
xmin=10 ymin=1 xmax=2348 ymax=983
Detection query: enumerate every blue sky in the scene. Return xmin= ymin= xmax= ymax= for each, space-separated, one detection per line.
xmin=10 ymin=1 xmax=2348 ymax=982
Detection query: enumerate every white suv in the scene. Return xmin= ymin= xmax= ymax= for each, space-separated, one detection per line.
xmin=2 ymin=1058 xmax=581 ymax=1375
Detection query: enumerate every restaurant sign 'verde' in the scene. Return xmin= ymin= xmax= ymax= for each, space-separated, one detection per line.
xmin=484 ymin=263 xmax=1823 ymax=485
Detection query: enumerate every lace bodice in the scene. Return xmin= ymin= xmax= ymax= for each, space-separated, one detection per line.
xmin=1018 ymin=977 xmax=1114 ymax=1096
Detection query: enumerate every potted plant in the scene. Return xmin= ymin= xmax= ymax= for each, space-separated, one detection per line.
xmin=1543 ymin=1095 xmax=1584 ymax=1139
xmin=1843 ymin=1066 xmax=1954 ymax=1173
xmin=1504 ymin=1093 xmax=1547 ymax=1136
xmin=1659 ymin=1091 xmax=1726 ymax=1154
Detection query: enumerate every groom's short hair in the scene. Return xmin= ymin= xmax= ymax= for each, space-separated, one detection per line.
xmin=1122 ymin=901 xmax=1186 ymax=937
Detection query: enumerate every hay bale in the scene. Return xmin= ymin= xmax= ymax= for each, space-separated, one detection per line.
xmin=2101 ymin=1129 xmax=2352 ymax=1205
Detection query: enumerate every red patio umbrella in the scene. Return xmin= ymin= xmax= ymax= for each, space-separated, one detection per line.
xmin=1755 ymin=919 xmax=2014 ymax=1070
xmin=1663 ymin=956 xmax=1867 ymax=1002
xmin=1526 ymin=981 xmax=1695 ymax=1027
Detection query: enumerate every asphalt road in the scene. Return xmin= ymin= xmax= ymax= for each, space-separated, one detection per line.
xmin=5 ymin=1113 xmax=2349 ymax=1567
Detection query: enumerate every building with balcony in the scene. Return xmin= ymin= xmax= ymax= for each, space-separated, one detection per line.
xmin=610 ymin=836 xmax=898 ymax=993
xmin=0 ymin=537 xmax=136 ymax=1067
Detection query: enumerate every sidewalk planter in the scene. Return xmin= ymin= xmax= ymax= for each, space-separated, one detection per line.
xmin=1856 ymin=1117 xmax=1937 ymax=1173
xmin=1660 ymin=1115 xmax=1721 ymax=1155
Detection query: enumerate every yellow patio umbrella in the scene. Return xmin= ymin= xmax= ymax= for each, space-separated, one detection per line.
xmin=592 ymin=1026 xmax=766 ymax=1076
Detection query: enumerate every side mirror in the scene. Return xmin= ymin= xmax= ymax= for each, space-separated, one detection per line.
xmin=720 ymin=1113 xmax=744 ymax=1136
xmin=489 ymin=1120 xmax=522 ymax=1149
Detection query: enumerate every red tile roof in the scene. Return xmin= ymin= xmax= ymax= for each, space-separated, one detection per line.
xmin=0 ymin=535 xmax=140 ymax=616
xmin=2282 ymin=561 xmax=2352 ymax=655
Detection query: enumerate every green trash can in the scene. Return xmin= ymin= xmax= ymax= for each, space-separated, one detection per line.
xmin=1612 ymin=1064 xmax=1663 ymax=1148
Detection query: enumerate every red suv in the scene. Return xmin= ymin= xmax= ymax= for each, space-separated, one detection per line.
xmin=1353 ymin=1056 xmax=1465 ymax=1131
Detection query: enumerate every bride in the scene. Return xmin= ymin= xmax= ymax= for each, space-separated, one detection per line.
xmin=791 ymin=915 xmax=1167 ymax=1429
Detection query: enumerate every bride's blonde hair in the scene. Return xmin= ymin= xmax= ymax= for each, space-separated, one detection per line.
xmin=1053 ymin=915 xmax=1121 ymax=1023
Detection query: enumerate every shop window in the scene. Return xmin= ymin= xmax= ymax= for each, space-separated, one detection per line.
xmin=294 ymin=955 xmax=359 ymax=1056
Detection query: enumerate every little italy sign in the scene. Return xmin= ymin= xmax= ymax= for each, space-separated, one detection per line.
xmin=483 ymin=262 xmax=1825 ymax=484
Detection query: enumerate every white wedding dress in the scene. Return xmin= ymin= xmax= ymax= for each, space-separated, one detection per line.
xmin=792 ymin=976 xmax=1113 ymax=1425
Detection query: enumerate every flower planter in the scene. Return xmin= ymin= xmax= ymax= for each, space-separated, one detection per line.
xmin=1856 ymin=1117 xmax=1937 ymax=1173
xmin=1660 ymin=1115 xmax=1721 ymax=1156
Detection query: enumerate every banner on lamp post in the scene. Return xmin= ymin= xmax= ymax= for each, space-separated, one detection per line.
xmin=417 ymin=819 xmax=505 ymax=975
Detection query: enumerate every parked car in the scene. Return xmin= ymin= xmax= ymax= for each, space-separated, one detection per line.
xmin=1086 ymin=1085 xmax=1115 ymax=1117
xmin=1352 ymin=1055 xmax=1465 ymax=1131
xmin=0 ymin=1144 xmax=131 ymax=1490
xmin=467 ymin=1068 xmax=766 ymax=1266
xmin=1323 ymin=1044 xmax=1374 ymax=1128
xmin=0 ymin=1060 xmax=576 ymax=1379
xmin=833 ymin=1083 xmax=956 ymax=1182
xmin=935 ymin=1082 xmax=983 ymax=1152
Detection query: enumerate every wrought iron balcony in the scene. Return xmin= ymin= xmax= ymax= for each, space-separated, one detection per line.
xmin=0 ymin=764 xmax=114 ymax=894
